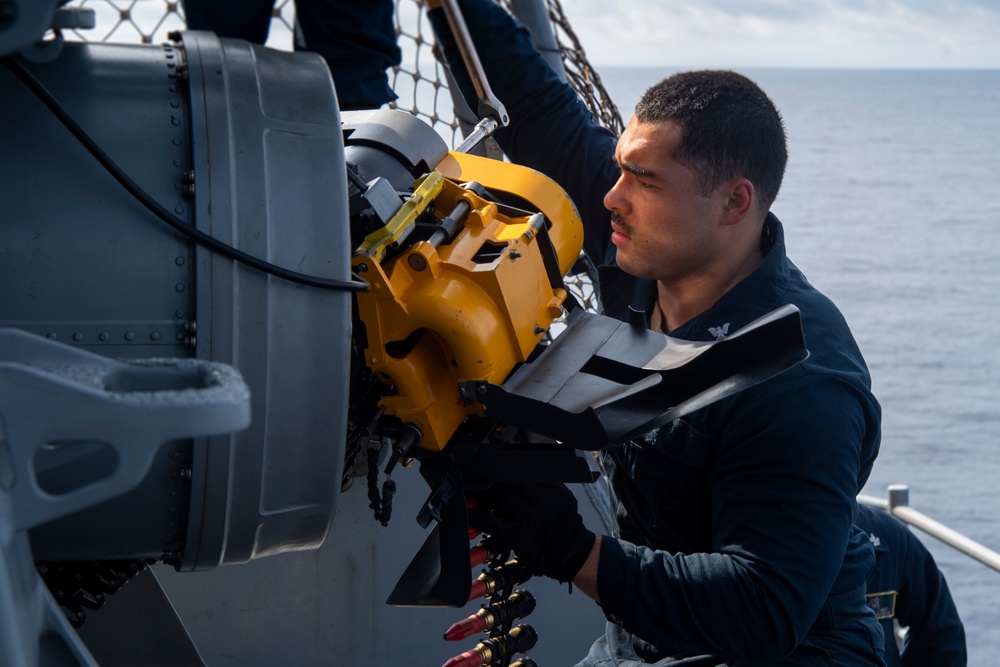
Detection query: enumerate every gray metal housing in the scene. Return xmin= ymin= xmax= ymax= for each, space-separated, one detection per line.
xmin=0 ymin=31 xmax=352 ymax=570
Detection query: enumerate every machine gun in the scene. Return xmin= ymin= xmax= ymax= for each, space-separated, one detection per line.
xmin=0 ymin=3 xmax=807 ymax=664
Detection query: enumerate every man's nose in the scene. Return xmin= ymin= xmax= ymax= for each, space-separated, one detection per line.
xmin=604 ymin=177 xmax=628 ymax=214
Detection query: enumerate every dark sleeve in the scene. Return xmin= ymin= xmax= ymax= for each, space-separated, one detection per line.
xmin=895 ymin=529 xmax=968 ymax=666
xmin=597 ymin=373 xmax=876 ymax=659
xmin=181 ymin=0 xmax=276 ymax=43
xmin=295 ymin=0 xmax=401 ymax=109
xmin=427 ymin=0 xmax=619 ymax=266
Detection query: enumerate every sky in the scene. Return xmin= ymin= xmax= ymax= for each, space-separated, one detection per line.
xmin=74 ymin=1 xmax=1000 ymax=70
xmin=558 ymin=0 xmax=1000 ymax=69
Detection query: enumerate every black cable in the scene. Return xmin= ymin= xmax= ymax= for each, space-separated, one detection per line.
xmin=2 ymin=56 xmax=369 ymax=293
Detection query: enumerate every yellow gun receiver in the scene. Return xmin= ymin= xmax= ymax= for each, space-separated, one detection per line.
xmin=353 ymin=152 xmax=584 ymax=451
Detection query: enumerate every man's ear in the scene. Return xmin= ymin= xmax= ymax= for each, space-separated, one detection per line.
xmin=720 ymin=178 xmax=755 ymax=226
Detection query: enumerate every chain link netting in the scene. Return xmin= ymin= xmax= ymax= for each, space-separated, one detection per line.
xmin=60 ymin=0 xmax=604 ymax=312
xmin=61 ymin=0 xmax=620 ymax=136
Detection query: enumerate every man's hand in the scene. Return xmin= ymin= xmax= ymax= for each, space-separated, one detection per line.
xmin=468 ymin=483 xmax=596 ymax=583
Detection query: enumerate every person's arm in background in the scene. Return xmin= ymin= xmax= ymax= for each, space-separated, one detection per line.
xmin=426 ymin=0 xmax=619 ymax=265
xmin=857 ymin=505 xmax=967 ymax=667
xmin=894 ymin=523 xmax=967 ymax=666
xmin=295 ymin=0 xmax=401 ymax=110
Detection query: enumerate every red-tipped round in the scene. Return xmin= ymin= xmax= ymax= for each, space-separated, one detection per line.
xmin=443 ymin=614 xmax=486 ymax=641
xmin=467 ymin=578 xmax=488 ymax=602
xmin=469 ymin=545 xmax=489 ymax=568
xmin=441 ymin=649 xmax=482 ymax=667
xmin=467 ymin=498 xmax=482 ymax=539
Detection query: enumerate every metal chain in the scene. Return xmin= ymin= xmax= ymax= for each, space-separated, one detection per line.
xmin=366 ymin=438 xmax=396 ymax=526
xmin=36 ymin=559 xmax=150 ymax=628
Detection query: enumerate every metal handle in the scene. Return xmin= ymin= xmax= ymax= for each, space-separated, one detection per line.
xmin=439 ymin=0 xmax=509 ymax=128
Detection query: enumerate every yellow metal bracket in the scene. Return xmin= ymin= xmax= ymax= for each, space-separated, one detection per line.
xmin=354 ymin=171 xmax=446 ymax=263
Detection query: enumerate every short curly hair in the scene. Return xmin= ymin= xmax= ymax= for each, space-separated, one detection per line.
xmin=635 ymin=70 xmax=787 ymax=212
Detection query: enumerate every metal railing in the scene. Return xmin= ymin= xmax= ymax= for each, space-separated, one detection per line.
xmin=859 ymin=484 xmax=1000 ymax=574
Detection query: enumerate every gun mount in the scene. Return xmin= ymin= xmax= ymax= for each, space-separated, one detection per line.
xmin=0 ymin=7 xmax=808 ymax=664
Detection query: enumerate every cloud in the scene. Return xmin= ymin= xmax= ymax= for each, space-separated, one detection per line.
xmin=561 ymin=0 xmax=1000 ymax=68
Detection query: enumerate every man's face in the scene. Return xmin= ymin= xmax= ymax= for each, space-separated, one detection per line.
xmin=604 ymin=118 xmax=726 ymax=284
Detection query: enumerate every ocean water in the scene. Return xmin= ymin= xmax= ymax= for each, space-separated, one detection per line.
xmin=600 ymin=66 xmax=1000 ymax=664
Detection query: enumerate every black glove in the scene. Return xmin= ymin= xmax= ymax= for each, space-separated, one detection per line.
xmin=468 ymin=483 xmax=595 ymax=583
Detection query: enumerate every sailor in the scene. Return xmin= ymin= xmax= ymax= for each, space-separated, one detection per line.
xmin=428 ymin=1 xmax=886 ymax=664
xmin=855 ymin=505 xmax=967 ymax=666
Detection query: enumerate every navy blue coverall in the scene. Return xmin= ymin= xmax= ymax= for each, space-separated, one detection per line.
xmin=430 ymin=1 xmax=886 ymax=664
xmin=856 ymin=505 xmax=967 ymax=666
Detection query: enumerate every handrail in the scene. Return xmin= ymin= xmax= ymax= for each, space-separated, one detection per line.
xmin=858 ymin=484 xmax=1000 ymax=574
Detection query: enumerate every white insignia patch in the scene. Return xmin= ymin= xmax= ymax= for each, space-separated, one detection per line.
xmin=708 ymin=323 xmax=730 ymax=340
